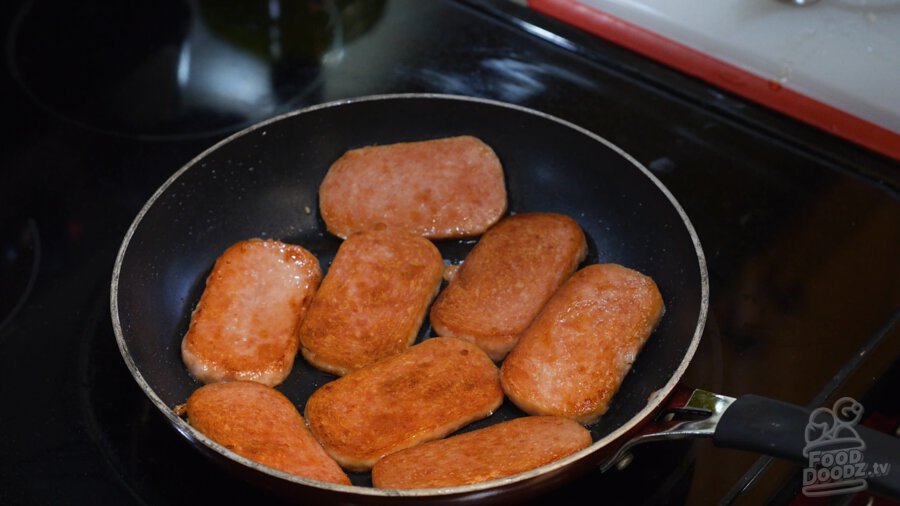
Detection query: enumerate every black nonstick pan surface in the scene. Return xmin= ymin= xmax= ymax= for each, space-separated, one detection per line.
xmin=112 ymin=94 xmax=708 ymax=503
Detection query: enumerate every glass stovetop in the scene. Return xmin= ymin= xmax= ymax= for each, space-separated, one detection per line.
xmin=1 ymin=1 xmax=897 ymax=504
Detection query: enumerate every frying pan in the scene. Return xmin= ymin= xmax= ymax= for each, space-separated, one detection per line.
xmin=111 ymin=94 xmax=899 ymax=503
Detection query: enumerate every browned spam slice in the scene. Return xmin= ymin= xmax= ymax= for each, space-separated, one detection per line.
xmin=319 ymin=136 xmax=507 ymax=239
xmin=371 ymin=416 xmax=591 ymax=489
xmin=429 ymin=213 xmax=587 ymax=361
xmin=299 ymin=227 xmax=444 ymax=375
xmin=186 ymin=381 xmax=350 ymax=485
xmin=501 ymin=264 xmax=664 ymax=424
xmin=304 ymin=337 xmax=503 ymax=471
xmin=181 ymin=239 xmax=321 ymax=386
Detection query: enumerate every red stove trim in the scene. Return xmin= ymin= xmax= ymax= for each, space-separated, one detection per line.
xmin=529 ymin=0 xmax=900 ymax=162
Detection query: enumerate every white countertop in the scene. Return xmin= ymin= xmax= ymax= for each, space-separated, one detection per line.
xmin=534 ymin=0 xmax=900 ymax=157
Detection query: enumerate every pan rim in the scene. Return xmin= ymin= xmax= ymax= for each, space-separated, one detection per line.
xmin=110 ymin=92 xmax=709 ymax=497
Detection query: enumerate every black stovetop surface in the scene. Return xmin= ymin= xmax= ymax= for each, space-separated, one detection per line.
xmin=1 ymin=1 xmax=897 ymax=505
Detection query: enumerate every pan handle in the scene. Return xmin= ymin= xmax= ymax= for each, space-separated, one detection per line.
xmin=603 ymin=390 xmax=900 ymax=499
xmin=713 ymin=394 xmax=899 ymax=499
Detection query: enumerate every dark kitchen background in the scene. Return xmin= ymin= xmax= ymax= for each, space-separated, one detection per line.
xmin=1 ymin=1 xmax=897 ymax=504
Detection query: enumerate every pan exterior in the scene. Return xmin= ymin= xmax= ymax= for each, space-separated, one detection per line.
xmin=111 ymin=93 xmax=708 ymax=502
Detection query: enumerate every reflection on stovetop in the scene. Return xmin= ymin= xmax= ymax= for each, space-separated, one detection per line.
xmin=1 ymin=0 xmax=898 ymax=504
xmin=8 ymin=0 xmax=359 ymax=139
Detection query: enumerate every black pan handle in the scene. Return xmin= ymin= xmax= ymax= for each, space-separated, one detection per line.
xmin=713 ymin=395 xmax=900 ymax=499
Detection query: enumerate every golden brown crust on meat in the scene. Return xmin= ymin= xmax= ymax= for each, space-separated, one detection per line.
xmin=181 ymin=239 xmax=321 ymax=386
xmin=299 ymin=227 xmax=444 ymax=375
xmin=186 ymin=381 xmax=350 ymax=485
xmin=371 ymin=416 xmax=591 ymax=489
xmin=319 ymin=136 xmax=507 ymax=239
xmin=500 ymin=264 xmax=664 ymax=424
xmin=304 ymin=337 xmax=503 ymax=472
xmin=429 ymin=213 xmax=587 ymax=361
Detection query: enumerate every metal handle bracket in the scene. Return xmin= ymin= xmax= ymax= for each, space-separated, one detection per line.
xmin=601 ymin=389 xmax=735 ymax=472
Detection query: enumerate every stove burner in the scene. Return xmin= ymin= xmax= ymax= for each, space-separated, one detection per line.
xmin=8 ymin=0 xmax=343 ymax=139
xmin=0 ymin=218 xmax=39 ymax=335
